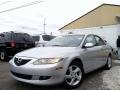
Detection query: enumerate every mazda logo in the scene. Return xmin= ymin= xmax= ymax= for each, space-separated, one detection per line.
xmin=17 ymin=58 xmax=22 ymax=63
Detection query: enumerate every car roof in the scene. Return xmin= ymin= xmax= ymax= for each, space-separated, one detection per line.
xmin=1 ymin=31 xmax=28 ymax=34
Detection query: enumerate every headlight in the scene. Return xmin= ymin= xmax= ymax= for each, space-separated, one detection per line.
xmin=33 ymin=58 xmax=63 ymax=65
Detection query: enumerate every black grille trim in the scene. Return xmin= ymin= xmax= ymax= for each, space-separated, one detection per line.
xmin=14 ymin=57 xmax=31 ymax=66
xmin=11 ymin=71 xmax=32 ymax=80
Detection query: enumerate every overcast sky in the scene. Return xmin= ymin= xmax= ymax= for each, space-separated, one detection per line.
xmin=0 ymin=0 xmax=119 ymax=35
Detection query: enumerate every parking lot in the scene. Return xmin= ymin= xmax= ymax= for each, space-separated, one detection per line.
xmin=0 ymin=60 xmax=120 ymax=90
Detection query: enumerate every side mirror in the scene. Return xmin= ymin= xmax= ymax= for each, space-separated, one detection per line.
xmin=83 ymin=43 xmax=94 ymax=48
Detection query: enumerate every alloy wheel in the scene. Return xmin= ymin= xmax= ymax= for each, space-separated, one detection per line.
xmin=65 ymin=65 xmax=82 ymax=86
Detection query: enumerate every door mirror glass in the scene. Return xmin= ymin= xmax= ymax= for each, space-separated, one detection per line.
xmin=84 ymin=43 xmax=94 ymax=48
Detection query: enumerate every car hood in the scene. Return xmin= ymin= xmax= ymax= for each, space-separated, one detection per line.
xmin=16 ymin=47 xmax=77 ymax=59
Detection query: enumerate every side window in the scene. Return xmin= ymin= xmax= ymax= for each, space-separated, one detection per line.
xmin=32 ymin=36 xmax=39 ymax=41
xmin=95 ymin=36 xmax=105 ymax=46
xmin=84 ymin=35 xmax=96 ymax=46
xmin=14 ymin=33 xmax=25 ymax=43
xmin=24 ymin=34 xmax=34 ymax=42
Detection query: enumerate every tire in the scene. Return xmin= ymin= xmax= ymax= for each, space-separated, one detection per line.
xmin=0 ymin=49 xmax=7 ymax=61
xmin=104 ymin=56 xmax=112 ymax=70
xmin=64 ymin=62 xmax=83 ymax=89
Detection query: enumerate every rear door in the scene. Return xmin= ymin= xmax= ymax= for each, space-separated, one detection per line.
xmin=94 ymin=35 xmax=108 ymax=66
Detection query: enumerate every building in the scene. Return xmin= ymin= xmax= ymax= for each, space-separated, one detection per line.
xmin=59 ymin=4 xmax=120 ymax=49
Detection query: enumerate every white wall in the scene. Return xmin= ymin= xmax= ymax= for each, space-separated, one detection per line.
xmin=61 ymin=24 xmax=120 ymax=49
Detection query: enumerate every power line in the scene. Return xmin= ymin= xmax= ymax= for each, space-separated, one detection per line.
xmin=0 ymin=1 xmax=11 ymax=6
xmin=0 ymin=1 xmax=43 ymax=13
xmin=0 ymin=1 xmax=44 ymax=34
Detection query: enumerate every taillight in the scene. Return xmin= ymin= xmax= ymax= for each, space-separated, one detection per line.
xmin=10 ymin=41 xmax=16 ymax=47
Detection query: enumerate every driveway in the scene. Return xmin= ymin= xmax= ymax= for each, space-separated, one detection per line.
xmin=0 ymin=60 xmax=120 ymax=90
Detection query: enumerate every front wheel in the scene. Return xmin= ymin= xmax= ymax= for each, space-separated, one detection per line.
xmin=104 ymin=56 xmax=112 ymax=70
xmin=64 ymin=62 xmax=83 ymax=88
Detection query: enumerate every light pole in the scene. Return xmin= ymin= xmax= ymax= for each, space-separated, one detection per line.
xmin=43 ymin=17 xmax=46 ymax=34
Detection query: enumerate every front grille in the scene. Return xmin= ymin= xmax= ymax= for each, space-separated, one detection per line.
xmin=39 ymin=76 xmax=51 ymax=80
xmin=11 ymin=71 xmax=32 ymax=80
xmin=14 ymin=57 xmax=31 ymax=66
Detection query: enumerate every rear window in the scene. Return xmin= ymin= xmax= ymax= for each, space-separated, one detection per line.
xmin=14 ymin=33 xmax=34 ymax=43
xmin=0 ymin=32 xmax=12 ymax=41
xmin=42 ymin=35 xmax=55 ymax=41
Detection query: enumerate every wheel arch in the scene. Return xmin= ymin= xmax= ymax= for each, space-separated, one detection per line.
xmin=69 ymin=57 xmax=84 ymax=73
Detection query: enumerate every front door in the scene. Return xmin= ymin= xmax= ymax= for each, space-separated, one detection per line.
xmin=81 ymin=35 xmax=101 ymax=72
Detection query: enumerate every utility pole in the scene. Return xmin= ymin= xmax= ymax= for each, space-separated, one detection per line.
xmin=43 ymin=18 xmax=46 ymax=34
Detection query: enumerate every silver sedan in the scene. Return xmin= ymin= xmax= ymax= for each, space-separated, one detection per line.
xmin=9 ymin=34 xmax=112 ymax=88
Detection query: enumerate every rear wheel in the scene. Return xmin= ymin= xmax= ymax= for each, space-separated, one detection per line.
xmin=0 ymin=50 xmax=7 ymax=61
xmin=104 ymin=56 xmax=112 ymax=70
xmin=64 ymin=62 xmax=83 ymax=88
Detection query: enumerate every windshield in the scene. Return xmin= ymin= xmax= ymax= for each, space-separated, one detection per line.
xmin=46 ymin=35 xmax=84 ymax=47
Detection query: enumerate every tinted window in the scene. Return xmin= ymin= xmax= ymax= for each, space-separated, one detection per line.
xmin=42 ymin=35 xmax=55 ymax=41
xmin=14 ymin=33 xmax=25 ymax=43
xmin=14 ymin=33 xmax=34 ymax=43
xmin=23 ymin=34 xmax=34 ymax=42
xmin=0 ymin=32 xmax=12 ymax=41
xmin=46 ymin=35 xmax=84 ymax=47
xmin=32 ymin=36 xmax=40 ymax=41
xmin=95 ymin=36 xmax=105 ymax=46
xmin=42 ymin=35 xmax=50 ymax=41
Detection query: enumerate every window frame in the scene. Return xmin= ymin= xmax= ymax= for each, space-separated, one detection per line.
xmin=82 ymin=35 xmax=97 ymax=47
xmin=94 ymin=35 xmax=106 ymax=46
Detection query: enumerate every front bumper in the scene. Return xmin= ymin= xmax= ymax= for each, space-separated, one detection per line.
xmin=9 ymin=58 xmax=67 ymax=85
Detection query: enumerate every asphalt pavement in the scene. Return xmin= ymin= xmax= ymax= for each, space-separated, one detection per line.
xmin=0 ymin=60 xmax=120 ymax=90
